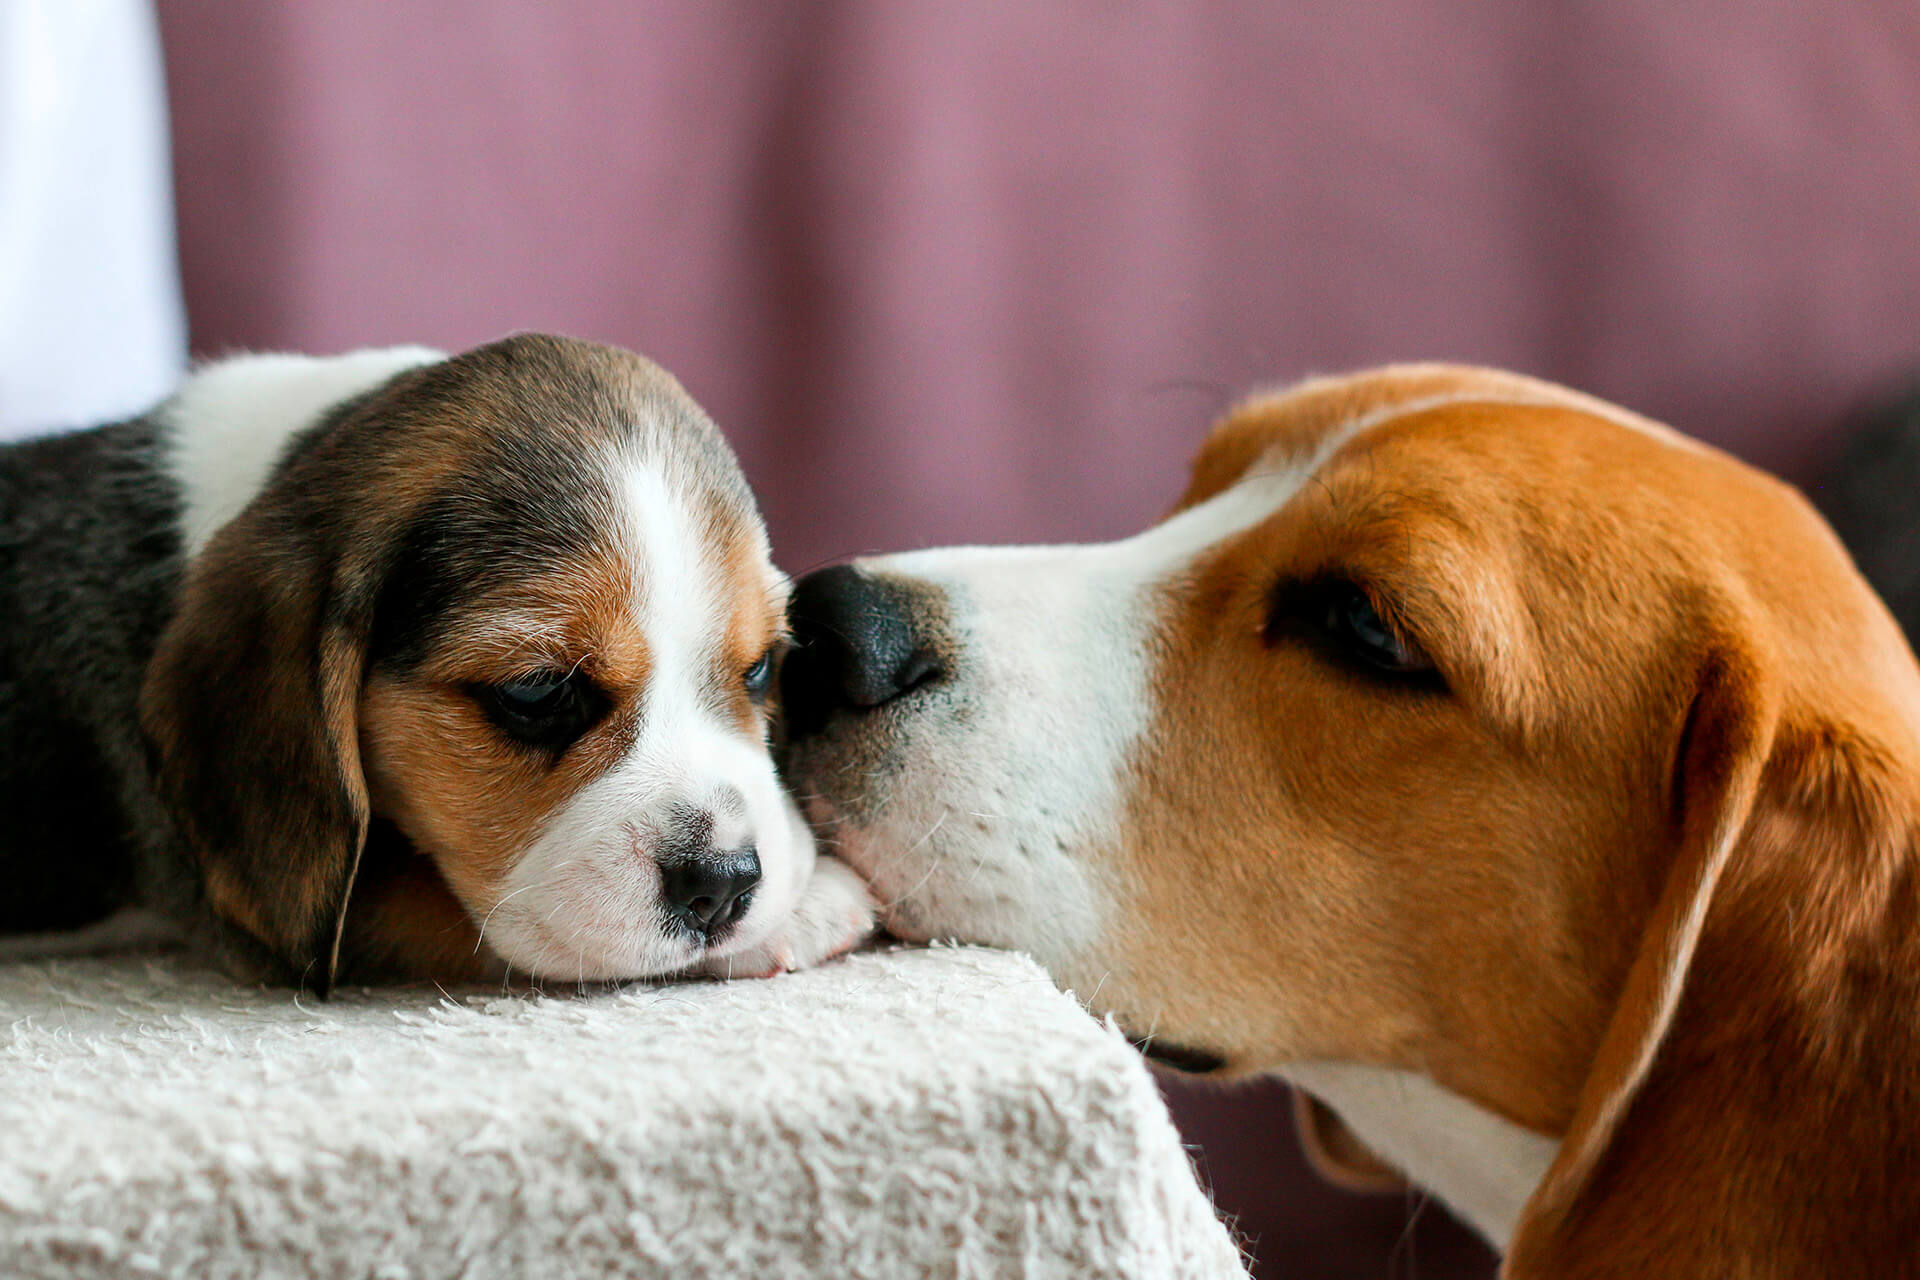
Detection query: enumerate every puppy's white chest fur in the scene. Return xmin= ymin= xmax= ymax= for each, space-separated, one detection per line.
xmin=1280 ymin=1062 xmax=1559 ymax=1249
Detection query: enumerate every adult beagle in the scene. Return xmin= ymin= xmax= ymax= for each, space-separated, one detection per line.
xmin=0 ymin=334 xmax=872 ymax=993
xmin=781 ymin=365 xmax=1920 ymax=1277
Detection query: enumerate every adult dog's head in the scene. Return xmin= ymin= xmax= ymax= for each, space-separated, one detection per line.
xmin=143 ymin=335 xmax=814 ymax=992
xmin=782 ymin=365 xmax=1920 ymax=1277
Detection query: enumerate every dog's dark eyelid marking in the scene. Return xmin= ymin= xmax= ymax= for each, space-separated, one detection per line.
xmin=1265 ymin=575 xmax=1448 ymax=694
xmin=742 ymin=633 xmax=794 ymax=703
xmin=470 ymin=670 xmax=608 ymax=751
xmin=743 ymin=650 xmax=775 ymax=700
xmin=495 ymin=672 xmax=569 ymax=707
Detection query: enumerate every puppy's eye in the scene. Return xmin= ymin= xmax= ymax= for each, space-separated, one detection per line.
xmin=743 ymin=650 xmax=776 ymax=703
xmin=475 ymin=671 xmax=605 ymax=751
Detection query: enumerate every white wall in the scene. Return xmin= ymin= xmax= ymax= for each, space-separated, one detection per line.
xmin=0 ymin=0 xmax=185 ymax=440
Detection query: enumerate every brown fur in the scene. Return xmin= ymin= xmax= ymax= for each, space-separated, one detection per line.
xmin=143 ymin=486 xmax=378 ymax=989
xmin=960 ymin=364 xmax=1920 ymax=1274
xmin=1095 ymin=370 xmax=1920 ymax=1276
xmin=788 ymin=365 xmax=1920 ymax=1271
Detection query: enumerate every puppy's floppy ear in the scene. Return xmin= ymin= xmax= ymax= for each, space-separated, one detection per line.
xmin=142 ymin=503 xmax=372 ymax=996
xmin=1506 ymin=641 xmax=1918 ymax=1277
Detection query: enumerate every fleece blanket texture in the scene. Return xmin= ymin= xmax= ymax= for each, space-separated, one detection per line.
xmin=0 ymin=944 xmax=1247 ymax=1280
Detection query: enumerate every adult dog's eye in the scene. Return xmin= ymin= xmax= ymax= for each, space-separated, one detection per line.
xmin=475 ymin=672 xmax=604 ymax=750
xmin=1321 ymin=585 xmax=1431 ymax=675
xmin=743 ymin=649 xmax=776 ymax=703
xmin=1268 ymin=578 xmax=1440 ymax=686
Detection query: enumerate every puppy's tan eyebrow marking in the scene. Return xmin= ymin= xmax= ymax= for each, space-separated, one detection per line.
xmin=444 ymin=611 xmax=577 ymax=649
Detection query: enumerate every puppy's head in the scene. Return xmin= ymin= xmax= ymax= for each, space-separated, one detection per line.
xmin=782 ymin=365 xmax=1920 ymax=1265
xmin=143 ymin=335 xmax=812 ymax=991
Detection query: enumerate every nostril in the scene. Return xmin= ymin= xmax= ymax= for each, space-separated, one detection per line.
xmin=661 ymin=851 xmax=761 ymax=936
xmin=891 ymin=647 xmax=943 ymax=698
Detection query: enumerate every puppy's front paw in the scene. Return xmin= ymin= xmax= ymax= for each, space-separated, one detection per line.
xmin=699 ymin=856 xmax=877 ymax=980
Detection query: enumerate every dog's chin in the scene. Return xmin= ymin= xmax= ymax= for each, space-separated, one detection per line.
xmin=491 ymin=869 xmax=818 ymax=983
xmin=865 ymin=891 xmax=943 ymax=946
xmin=483 ymin=911 xmax=703 ymax=983
xmin=791 ymin=795 xmax=918 ymax=939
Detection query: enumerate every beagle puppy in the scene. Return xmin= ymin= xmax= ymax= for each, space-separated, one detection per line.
xmin=781 ymin=365 xmax=1920 ymax=1278
xmin=0 ymin=334 xmax=872 ymax=993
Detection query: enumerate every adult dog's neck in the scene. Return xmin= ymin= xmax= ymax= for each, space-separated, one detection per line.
xmin=1280 ymin=1062 xmax=1559 ymax=1250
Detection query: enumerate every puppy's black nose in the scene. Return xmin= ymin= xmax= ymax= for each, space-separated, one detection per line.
xmin=783 ymin=564 xmax=943 ymax=740
xmin=661 ymin=852 xmax=760 ymax=935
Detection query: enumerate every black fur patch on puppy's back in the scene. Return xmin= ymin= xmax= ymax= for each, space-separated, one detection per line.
xmin=0 ymin=417 xmax=183 ymax=929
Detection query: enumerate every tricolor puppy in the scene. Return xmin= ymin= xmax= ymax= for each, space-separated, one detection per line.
xmin=0 ymin=334 xmax=872 ymax=993
xmin=782 ymin=365 xmax=1920 ymax=1278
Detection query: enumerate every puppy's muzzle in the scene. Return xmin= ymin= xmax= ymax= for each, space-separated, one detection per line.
xmin=783 ymin=565 xmax=943 ymax=740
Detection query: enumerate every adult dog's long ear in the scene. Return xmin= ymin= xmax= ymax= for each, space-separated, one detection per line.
xmin=1506 ymin=640 xmax=1920 ymax=1277
xmin=1502 ymin=642 xmax=1777 ymax=1276
xmin=142 ymin=503 xmax=372 ymax=997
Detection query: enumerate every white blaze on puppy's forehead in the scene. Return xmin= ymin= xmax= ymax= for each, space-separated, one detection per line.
xmin=163 ymin=346 xmax=445 ymax=559
xmin=611 ymin=453 xmax=776 ymax=857
xmin=620 ymin=453 xmax=728 ymax=692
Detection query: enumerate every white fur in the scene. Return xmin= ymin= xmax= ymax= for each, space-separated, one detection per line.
xmin=163 ymin=346 xmax=443 ymax=558
xmin=823 ymin=386 xmax=1422 ymax=966
xmin=1282 ymin=1063 xmax=1559 ymax=1248
xmin=827 ymin=449 xmax=1330 ymax=972
xmin=482 ymin=455 xmax=829 ymax=980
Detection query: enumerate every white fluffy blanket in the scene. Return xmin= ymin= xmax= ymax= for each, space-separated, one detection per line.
xmin=0 ymin=944 xmax=1246 ymax=1279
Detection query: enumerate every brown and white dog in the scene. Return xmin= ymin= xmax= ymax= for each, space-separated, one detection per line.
xmin=0 ymin=335 xmax=871 ymax=992
xmin=781 ymin=365 xmax=1920 ymax=1277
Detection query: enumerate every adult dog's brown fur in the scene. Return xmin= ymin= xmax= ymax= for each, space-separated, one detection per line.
xmin=783 ymin=365 xmax=1920 ymax=1277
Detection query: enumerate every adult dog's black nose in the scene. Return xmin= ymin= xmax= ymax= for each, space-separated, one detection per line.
xmin=783 ymin=564 xmax=943 ymax=741
xmin=661 ymin=852 xmax=760 ymax=935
